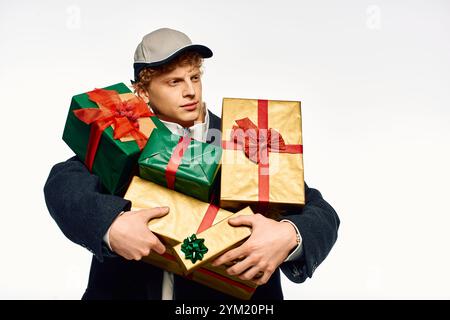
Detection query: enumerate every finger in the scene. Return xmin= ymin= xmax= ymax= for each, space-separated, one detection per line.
xmin=227 ymin=215 xmax=256 ymax=228
xmin=149 ymin=234 xmax=166 ymax=255
xmin=211 ymin=246 xmax=247 ymax=267
xmin=254 ymin=270 xmax=272 ymax=286
xmin=238 ymin=266 xmax=262 ymax=281
xmin=138 ymin=207 xmax=170 ymax=221
xmin=226 ymin=256 xmax=256 ymax=276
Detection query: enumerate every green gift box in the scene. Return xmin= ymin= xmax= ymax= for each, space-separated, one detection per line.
xmin=138 ymin=128 xmax=222 ymax=202
xmin=62 ymin=82 xmax=166 ymax=195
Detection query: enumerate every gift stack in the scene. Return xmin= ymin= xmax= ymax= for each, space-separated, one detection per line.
xmin=127 ymin=106 xmax=258 ymax=298
xmin=124 ymin=176 xmax=257 ymax=299
xmin=63 ymin=84 xmax=305 ymax=299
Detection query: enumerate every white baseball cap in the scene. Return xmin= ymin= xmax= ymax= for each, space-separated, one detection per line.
xmin=133 ymin=27 xmax=213 ymax=81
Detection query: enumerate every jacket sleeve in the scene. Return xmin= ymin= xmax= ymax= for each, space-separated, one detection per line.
xmin=280 ymin=183 xmax=340 ymax=283
xmin=43 ymin=156 xmax=131 ymax=262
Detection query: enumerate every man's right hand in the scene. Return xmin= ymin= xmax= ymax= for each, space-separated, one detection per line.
xmin=109 ymin=207 xmax=169 ymax=261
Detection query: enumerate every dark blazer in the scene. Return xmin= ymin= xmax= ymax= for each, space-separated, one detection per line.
xmin=44 ymin=110 xmax=340 ymax=300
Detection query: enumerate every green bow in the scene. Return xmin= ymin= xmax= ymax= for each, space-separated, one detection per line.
xmin=181 ymin=234 xmax=208 ymax=264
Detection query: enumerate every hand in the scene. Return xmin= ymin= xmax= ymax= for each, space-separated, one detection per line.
xmin=109 ymin=207 xmax=169 ymax=261
xmin=211 ymin=214 xmax=299 ymax=285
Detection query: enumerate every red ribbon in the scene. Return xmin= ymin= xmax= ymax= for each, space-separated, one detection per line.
xmin=165 ymin=134 xmax=218 ymax=231
xmin=160 ymin=252 xmax=256 ymax=294
xmin=230 ymin=117 xmax=285 ymax=164
xmin=196 ymin=193 xmax=219 ymax=234
xmin=165 ymin=134 xmax=192 ymax=190
xmin=188 ymin=267 xmax=256 ymax=294
xmin=73 ymin=88 xmax=153 ymax=171
xmin=222 ymin=100 xmax=303 ymax=207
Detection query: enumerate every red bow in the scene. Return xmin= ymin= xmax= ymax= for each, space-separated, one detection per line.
xmin=73 ymin=88 xmax=153 ymax=171
xmin=230 ymin=117 xmax=286 ymax=164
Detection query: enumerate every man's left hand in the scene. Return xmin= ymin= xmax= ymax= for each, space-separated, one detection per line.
xmin=211 ymin=213 xmax=299 ymax=285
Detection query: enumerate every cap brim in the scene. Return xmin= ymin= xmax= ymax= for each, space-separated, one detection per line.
xmin=134 ymin=44 xmax=213 ymax=81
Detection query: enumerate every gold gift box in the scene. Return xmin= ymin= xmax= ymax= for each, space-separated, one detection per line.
xmin=123 ymin=176 xmax=258 ymax=299
xmin=173 ymin=207 xmax=253 ymax=274
xmin=125 ymin=176 xmax=234 ymax=244
xmin=124 ymin=176 xmax=234 ymax=273
xmin=147 ymin=249 xmax=258 ymax=300
xmin=173 ymin=206 xmax=257 ymax=300
xmin=172 ymin=206 xmax=257 ymax=300
xmin=220 ymin=98 xmax=305 ymax=217
xmin=190 ymin=264 xmax=258 ymax=300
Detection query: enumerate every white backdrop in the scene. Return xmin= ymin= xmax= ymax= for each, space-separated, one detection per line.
xmin=1 ymin=0 xmax=449 ymax=299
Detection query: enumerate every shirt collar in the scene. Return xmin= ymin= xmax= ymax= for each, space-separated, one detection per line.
xmin=157 ymin=103 xmax=209 ymax=143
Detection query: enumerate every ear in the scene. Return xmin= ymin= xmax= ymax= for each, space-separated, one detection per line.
xmin=135 ymin=86 xmax=150 ymax=103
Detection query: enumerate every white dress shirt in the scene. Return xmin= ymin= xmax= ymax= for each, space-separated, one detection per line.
xmin=103 ymin=103 xmax=303 ymax=300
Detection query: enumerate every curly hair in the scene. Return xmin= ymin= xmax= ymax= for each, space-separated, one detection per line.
xmin=132 ymin=51 xmax=204 ymax=94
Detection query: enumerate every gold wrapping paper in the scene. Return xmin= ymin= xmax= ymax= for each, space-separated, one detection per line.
xmin=220 ymin=98 xmax=305 ymax=216
xmin=173 ymin=206 xmax=257 ymax=299
xmin=173 ymin=206 xmax=254 ymax=273
xmin=124 ymin=176 xmax=235 ymax=245
xmin=180 ymin=208 xmax=258 ymax=299
xmin=124 ymin=176 xmax=236 ymax=274
xmin=141 ymin=247 xmax=185 ymax=276
xmin=142 ymin=247 xmax=258 ymax=299
xmin=123 ymin=176 xmax=258 ymax=298
xmin=190 ymin=266 xmax=257 ymax=300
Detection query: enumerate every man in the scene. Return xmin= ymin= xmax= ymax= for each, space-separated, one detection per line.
xmin=44 ymin=28 xmax=340 ymax=300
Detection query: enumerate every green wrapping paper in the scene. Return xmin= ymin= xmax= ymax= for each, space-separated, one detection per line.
xmin=138 ymin=128 xmax=222 ymax=202
xmin=62 ymin=82 xmax=166 ymax=195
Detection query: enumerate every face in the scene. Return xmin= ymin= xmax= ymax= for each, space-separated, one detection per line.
xmin=140 ymin=64 xmax=204 ymax=128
